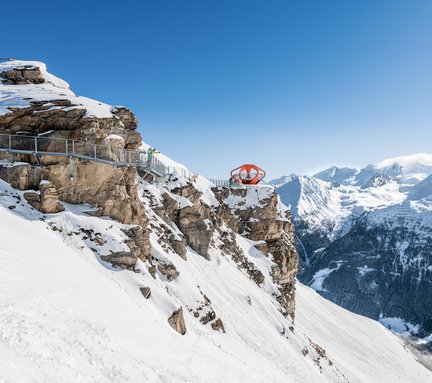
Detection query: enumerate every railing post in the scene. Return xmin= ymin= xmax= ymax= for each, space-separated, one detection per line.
xmin=34 ymin=136 xmax=38 ymax=155
xmin=72 ymin=140 xmax=75 ymax=156
xmin=8 ymin=135 xmax=11 ymax=151
xmin=65 ymin=139 xmax=68 ymax=155
xmin=94 ymin=144 xmax=97 ymax=159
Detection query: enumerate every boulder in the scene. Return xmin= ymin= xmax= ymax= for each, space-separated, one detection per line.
xmin=23 ymin=191 xmax=40 ymax=210
xmin=157 ymin=262 xmax=180 ymax=281
xmin=168 ymin=307 xmax=186 ymax=335
xmin=139 ymin=287 xmax=151 ymax=299
xmin=100 ymin=252 xmax=137 ymax=270
xmin=211 ymin=318 xmax=225 ymax=333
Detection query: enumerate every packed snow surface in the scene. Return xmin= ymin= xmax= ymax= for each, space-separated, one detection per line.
xmin=0 ymin=179 xmax=431 ymax=383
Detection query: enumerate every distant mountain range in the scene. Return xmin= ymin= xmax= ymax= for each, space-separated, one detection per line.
xmin=271 ymin=154 xmax=432 ymax=339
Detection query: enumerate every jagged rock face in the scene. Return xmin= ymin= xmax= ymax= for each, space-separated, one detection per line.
xmin=177 ymin=205 xmax=213 ymax=259
xmin=212 ymin=186 xmax=298 ymax=318
xmin=0 ymin=99 xmax=140 ymax=147
xmin=0 ymin=60 xmax=151 ymax=265
xmin=148 ymin=180 xmax=299 ymax=319
xmin=163 ymin=183 xmax=216 ymax=260
xmin=0 ymin=160 xmax=147 ymax=226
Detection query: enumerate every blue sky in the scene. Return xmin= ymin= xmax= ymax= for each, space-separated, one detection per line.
xmin=3 ymin=0 xmax=432 ymax=179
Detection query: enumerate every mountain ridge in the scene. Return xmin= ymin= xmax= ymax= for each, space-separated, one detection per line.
xmin=271 ymin=153 xmax=432 ymax=346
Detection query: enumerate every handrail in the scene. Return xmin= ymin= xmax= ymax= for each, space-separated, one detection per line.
xmin=0 ymin=133 xmax=168 ymax=177
xmin=207 ymin=178 xmax=230 ymax=187
xmin=0 ymin=133 xmax=235 ymax=186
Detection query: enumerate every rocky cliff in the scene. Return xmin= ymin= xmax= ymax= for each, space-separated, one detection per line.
xmin=0 ymin=59 xmax=298 ymax=321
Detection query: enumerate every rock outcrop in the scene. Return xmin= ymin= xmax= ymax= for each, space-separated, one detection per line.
xmin=22 ymin=180 xmax=65 ymax=213
xmin=143 ymin=176 xmax=299 ymax=319
xmin=0 ymin=60 xmax=151 ymax=266
xmin=214 ymin=186 xmax=298 ymax=318
xmin=168 ymin=307 xmax=187 ymax=335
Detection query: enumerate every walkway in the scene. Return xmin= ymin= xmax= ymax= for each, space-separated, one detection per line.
xmin=0 ymin=133 xmax=235 ymax=186
xmin=0 ymin=133 xmax=168 ymax=177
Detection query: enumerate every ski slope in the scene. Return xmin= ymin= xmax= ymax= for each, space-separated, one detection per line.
xmin=0 ymin=179 xmax=430 ymax=383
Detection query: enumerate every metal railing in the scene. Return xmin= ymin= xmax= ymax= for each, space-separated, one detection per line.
xmin=207 ymin=178 xmax=230 ymax=187
xmin=0 ymin=133 xmax=238 ymax=187
xmin=0 ymin=133 xmax=168 ymax=177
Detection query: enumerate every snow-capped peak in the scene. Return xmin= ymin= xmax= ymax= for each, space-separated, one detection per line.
xmin=376 ymin=153 xmax=432 ymax=170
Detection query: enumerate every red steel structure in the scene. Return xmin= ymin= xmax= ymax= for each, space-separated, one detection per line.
xmin=230 ymin=164 xmax=266 ymax=185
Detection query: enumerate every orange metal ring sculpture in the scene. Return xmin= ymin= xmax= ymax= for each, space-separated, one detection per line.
xmin=230 ymin=164 xmax=266 ymax=185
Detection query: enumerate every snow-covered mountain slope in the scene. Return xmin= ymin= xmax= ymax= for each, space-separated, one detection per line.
xmin=1 ymin=59 xmax=430 ymax=382
xmin=271 ymin=154 xmax=432 ymax=342
xmin=1 ymin=178 xmax=430 ymax=383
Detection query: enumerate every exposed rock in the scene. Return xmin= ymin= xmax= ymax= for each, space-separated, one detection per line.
xmin=139 ymin=287 xmax=151 ymax=299
xmin=157 ymin=262 xmax=180 ymax=281
xmin=0 ymin=163 xmax=42 ymax=190
xmin=100 ymin=252 xmax=137 ymax=270
xmin=111 ymin=106 xmax=138 ymax=130
xmin=0 ymin=61 xmax=148 ymax=237
xmin=122 ymin=226 xmax=151 ymax=262
xmin=147 ymin=265 xmax=157 ymax=279
xmin=211 ymin=318 xmax=225 ymax=333
xmin=39 ymin=181 xmax=64 ymax=213
xmin=177 ymin=205 xmax=213 ymax=259
xmin=145 ymin=180 xmax=298 ymax=318
xmin=168 ymin=307 xmax=186 ymax=335
xmin=162 ymin=192 xmax=179 ymax=222
xmin=23 ymin=191 xmax=40 ymax=210
xmin=0 ymin=64 xmax=45 ymax=85
xmin=171 ymin=237 xmax=187 ymax=260
xmin=199 ymin=310 xmax=216 ymax=325
xmin=213 ymin=186 xmax=299 ymax=319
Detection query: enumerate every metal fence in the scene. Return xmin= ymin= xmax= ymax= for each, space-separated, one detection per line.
xmin=0 ymin=133 xmax=168 ymax=177
xmin=0 ymin=133 xmax=235 ymax=186
xmin=207 ymin=178 xmax=230 ymax=187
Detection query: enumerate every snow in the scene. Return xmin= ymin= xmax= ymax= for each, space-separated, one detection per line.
xmin=296 ymin=285 xmax=430 ymax=383
xmin=140 ymin=142 xmax=191 ymax=178
xmin=224 ymin=185 xmax=275 ymax=210
xmin=0 ymin=177 xmax=431 ymax=382
xmin=310 ymin=268 xmax=334 ymax=291
xmin=377 ymin=153 xmax=432 ymax=170
xmin=104 ymin=134 xmax=125 ymax=142
xmin=0 ymin=60 xmax=114 ymax=118
xmin=273 ymin=152 xmax=432 ymax=242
